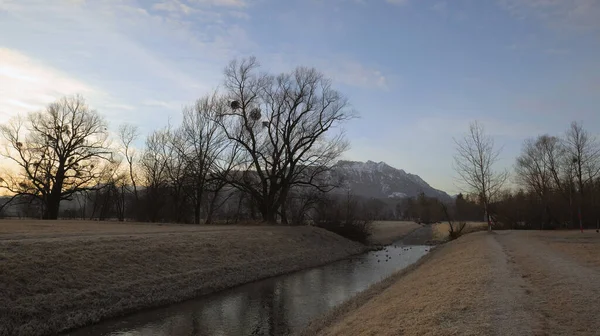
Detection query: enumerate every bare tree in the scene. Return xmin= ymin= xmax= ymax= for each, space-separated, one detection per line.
xmin=117 ymin=123 xmax=140 ymax=202
xmin=454 ymin=121 xmax=508 ymax=231
xmin=0 ymin=95 xmax=111 ymax=219
xmin=515 ymin=135 xmax=561 ymax=229
xmin=140 ymin=127 xmax=172 ymax=222
xmin=215 ymin=57 xmax=355 ymax=223
xmin=177 ymin=93 xmax=230 ymax=224
xmin=86 ymin=160 xmax=126 ymax=220
xmin=564 ymin=121 xmax=600 ymax=227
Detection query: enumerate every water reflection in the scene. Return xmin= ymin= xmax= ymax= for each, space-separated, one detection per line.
xmin=65 ymin=244 xmax=429 ymax=336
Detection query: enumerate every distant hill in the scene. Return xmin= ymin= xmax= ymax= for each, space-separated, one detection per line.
xmin=330 ymin=160 xmax=452 ymax=202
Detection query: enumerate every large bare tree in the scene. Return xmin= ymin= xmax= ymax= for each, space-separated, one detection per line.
xmin=0 ymin=95 xmax=111 ymax=219
xmin=453 ymin=121 xmax=508 ymax=231
xmin=216 ymin=57 xmax=354 ymax=223
xmin=515 ymin=135 xmax=561 ymax=228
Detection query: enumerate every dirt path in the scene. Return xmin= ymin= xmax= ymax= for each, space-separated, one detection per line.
xmin=484 ymin=233 xmax=538 ymax=335
xmin=310 ymin=231 xmax=600 ymax=336
xmin=495 ymin=231 xmax=600 ymax=335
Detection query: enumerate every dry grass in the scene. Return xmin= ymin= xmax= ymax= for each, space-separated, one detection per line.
xmin=307 ymin=232 xmax=497 ymax=336
xmin=432 ymin=221 xmax=488 ymax=241
xmin=306 ymin=230 xmax=600 ymax=336
xmin=0 ymin=220 xmax=243 ymax=239
xmin=529 ymin=230 xmax=600 ymax=269
xmin=368 ymin=221 xmax=422 ymax=245
xmin=0 ymin=220 xmax=367 ymax=336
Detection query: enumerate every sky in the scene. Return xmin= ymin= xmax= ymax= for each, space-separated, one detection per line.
xmin=1 ymin=0 xmax=599 ymax=195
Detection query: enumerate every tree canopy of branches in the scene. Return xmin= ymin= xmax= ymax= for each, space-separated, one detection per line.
xmin=514 ymin=122 xmax=600 ymax=229
xmin=0 ymin=95 xmax=111 ymax=219
xmin=515 ymin=135 xmax=562 ymax=229
xmin=453 ymin=121 xmax=508 ymax=231
xmin=177 ymin=93 xmax=233 ymax=224
xmin=215 ymin=57 xmax=355 ymax=223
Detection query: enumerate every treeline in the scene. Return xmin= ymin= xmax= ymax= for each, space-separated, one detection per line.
xmin=506 ymin=122 xmax=600 ymax=229
xmin=1 ymin=57 xmax=598 ymax=232
xmin=395 ymin=121 xmax=600 ymax=230
xmin=0 ymin=57 xmax=361 ymax=226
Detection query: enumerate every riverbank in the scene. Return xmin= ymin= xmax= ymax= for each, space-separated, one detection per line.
xmin=368 ymin=221 xmax=422 ymax=245
xmin=303 ymin=230 xmax=600 ymax=336
xmin=0 ymin=220 xmax=370 ymax=336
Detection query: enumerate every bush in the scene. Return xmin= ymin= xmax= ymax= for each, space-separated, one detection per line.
xmin=314 ymin=217 xmax=372 ymax=244
xmin=448 ymin=221 xmax=466 ymax=240
xmin=312 ymin=193 xmax=372 ymax=244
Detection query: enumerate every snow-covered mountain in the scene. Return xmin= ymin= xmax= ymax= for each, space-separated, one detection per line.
xmin=331 ymin=160 xmax=452 ymax=201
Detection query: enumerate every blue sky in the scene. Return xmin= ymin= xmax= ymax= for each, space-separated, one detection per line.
xmin=1 ymin=0 xmax=599 ymax=194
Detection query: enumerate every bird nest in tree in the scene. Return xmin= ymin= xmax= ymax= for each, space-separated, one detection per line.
xmin=249 ymin=108 xmax=261 ymax=121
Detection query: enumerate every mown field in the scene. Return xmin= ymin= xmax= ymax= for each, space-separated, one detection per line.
xmin=0 ymin=220 xmax=369 ymax=336
xmin=0 ymin=219 xmax=419 ymax=336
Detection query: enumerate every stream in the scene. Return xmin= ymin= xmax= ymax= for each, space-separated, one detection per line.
xmin=65 ymin=241 xmax=430 ymax=336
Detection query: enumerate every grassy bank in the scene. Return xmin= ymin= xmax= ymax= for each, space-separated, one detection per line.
xmin=303 ymin=230 xmax=600 ymax=336
xmin=368 ymin=221 xmax=422 ymax=245
xmin=301 ymin=232 xmax=499 ymax=336
xmin=0 ymin=220 xmax=368 ymax=336
xmin=432 ymin=221 xmax=487 ymax=241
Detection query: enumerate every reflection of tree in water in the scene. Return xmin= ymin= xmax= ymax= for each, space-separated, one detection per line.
xmin=247 ymin=281 xmax=291 ymax=335
xmin=67 ymin=248 xmax=428 ymax=336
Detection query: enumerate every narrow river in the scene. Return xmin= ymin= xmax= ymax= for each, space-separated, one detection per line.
xmin=65 ymin=242 xmax=430 ymax=336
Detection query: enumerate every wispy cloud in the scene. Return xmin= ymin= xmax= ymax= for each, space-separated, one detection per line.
xmin=143 ymin=100 xmax=185 ymax=111
xmin=330 ymin=60 xmax=388 ymax=90
xmin=267 ymin=53 xmax=389 ymax=90
xmin=0 ymin=48 xmax=96 ymax=122
xmin=498 ymin=0 xmax=600 ymax=32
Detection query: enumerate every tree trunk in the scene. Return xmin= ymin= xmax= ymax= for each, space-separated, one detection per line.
xmin=44 ymin=195 xmax=61 ymax=220
xmin=485 ymin=204 xmax=491 ymax=232
xmin=205 ymin=192 xmax=219 ymax=225
xmin=261 ymin=203 xmax=277 ymax=224
xmin=263 ymin=210 xmax=277 ymax=224
xmin=194 ymin=202 xmax=201 ymax=225
xmin=280 ymin=203 xmax=288 ymax=225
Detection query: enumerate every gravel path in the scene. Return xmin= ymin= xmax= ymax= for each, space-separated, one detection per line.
xmin=495 ymin=231 xmax=600 ymax=335
xmin=313 ymin=231 xmax=600 ymax=336
xmin=484 ymin=233 xmax=538 ymax=335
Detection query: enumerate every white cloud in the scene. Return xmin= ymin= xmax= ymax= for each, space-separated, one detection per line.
xmin=153 ymin=1 xmax=196 ymax=15
xmin=324 ymin=60 xmax=389 ymax=90
xmin=498 ymin=0 xmax=600 ymax=32
xmin=266 ymin=53 xmax=389 ymax=90
xmin=0 ymin=48 xmax=96 ymax=122
xmin=143 ymin=100 xmax=185 ymax=111
xmin=104 ymin=103 xmax=136 ymax=111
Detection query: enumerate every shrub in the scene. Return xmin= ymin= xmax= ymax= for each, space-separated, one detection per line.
xmin=314 ymin=217 xmax=372 ymax=244
xmin=441 ymin=203 xmax=467 ymax=241
xmin=312 ymin=193 xmax=372 ymax=244
xmin=448 ymin=221 xmax=466 ymax=240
